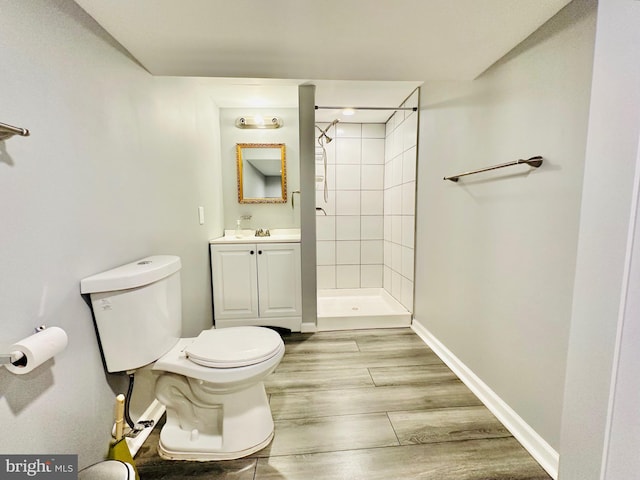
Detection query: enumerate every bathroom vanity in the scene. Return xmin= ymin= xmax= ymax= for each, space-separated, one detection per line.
xmin=210 ymin=229 xmax=302 ymax=331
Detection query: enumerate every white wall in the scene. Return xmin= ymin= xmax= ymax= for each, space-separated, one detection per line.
xmin=0 ymin=0 xmax=223 ymax=467
xmin=219 ymin=107 xmax=300 ymax=232
xmin=414 ymin=0 xmax=596 ymax=456
xmin=559 ymin=0 xmax=640 ymax=478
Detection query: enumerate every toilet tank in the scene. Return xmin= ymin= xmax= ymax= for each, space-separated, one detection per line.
xmin=80 ymin=255 xmax=182 ymax=373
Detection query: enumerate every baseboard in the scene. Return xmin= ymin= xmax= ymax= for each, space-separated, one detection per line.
xmin=300 ymin=322 xmax=317 ymax=333
xmin=411 ymin=319 xmax=559 ymax=480
xmin=126 ymin=399 xmax=165 ymax=457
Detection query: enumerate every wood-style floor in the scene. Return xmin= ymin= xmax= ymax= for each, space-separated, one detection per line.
xmin=135 ymin=328 xmax=551 ymax=480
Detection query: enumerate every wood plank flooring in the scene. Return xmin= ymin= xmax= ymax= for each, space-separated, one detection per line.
xmin=135 ymin=328 xmax=551 ymax=480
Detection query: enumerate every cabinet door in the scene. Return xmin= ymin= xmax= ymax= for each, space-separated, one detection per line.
xmin=256 ymin=243 xmax=302 ymax=317
xmin=211 ymin=244 xmax=258 ymax=320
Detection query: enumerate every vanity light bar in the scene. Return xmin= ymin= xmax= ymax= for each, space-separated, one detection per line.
xmin=235 ymin=116 xmax=283 ymax=129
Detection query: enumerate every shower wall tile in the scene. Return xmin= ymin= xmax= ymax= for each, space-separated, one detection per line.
xmin=361 ymin=265 xmax=383 ymax=288
xmin=361 ymin=240 xmax=384 ymax=264
xmin=403 ymin=113 xmax=418 ymax=149
xmin=391 ymin=243 xmax=402 ymax=272
xmin=383 ymin=266 xmax=392 ymax=291
xmin=361 ymin=216 xmax=383 ymax=240
xmin=384 ymin=241 xmax=392 ymax=266
xmin=336 ymin=190 xmax=361 ymax=215
xmin=335 ymin=138 xmax=362 ymax=164
xmin=335 ymin=165 xmax=361 ymax=190
xmin=336 ymin=123 xmax=362 ymax=138
xmin=336 ymin=216 xmax=361 ymax=240
xmin=317 ymin=266 xmax=336 ymax=289
xmin=327 ymin=142 xmax=337 ymax=164
xmin=391 ymin=186 xmax=403 ymax=215
xmin=383 ymin=93 xmax=419 ymax=313
xmin=385 ymin=115 xmax=395 ymax=138
xmin=336 ymin=241 xmax=361 ymax=265
xmin=362 ymin=138 xmax=385 ymax=164
xmin=401 ymin=277 xmax=414 ymax=311
xmin=316 ymin=140 xmax=336 ymax=163
xmin=391 ymin=270 xmax=402 ymax=300
xmin=316 ymin=122 xmax=396 ymax=291
xmin=384 ymin=216 xmax=392 ymax=241
xmin=337 ymin=265 xmax=360 ymax=289
xmin=384 ymin=162 xmax=393 ymax=189
xmin=393 ymin=157 xmax=403 ymax=187
xmin=392 ymin=127 xmax=403 ymax=159
xmin=401 ymin=247 xmax=414 ymax=281
xmin=362 ymin=124 xmax=385 ymax=139
xmin=391 ymin=215 xmax=402 ymax=244
xmin=316 ymin=164 xmax=336 ymax=192
xmin=317 ymin=241 xmax=336 ymax=266
xmin=316 ymin=189 xmax=336 ymax=216
xmin=384 ymin=135 xmax=393 ymax=164
xmin=361 ymin=164 xmax=384 ymax=190
xmin=402 ymin=147 xmax=417 ymax=183
xmin=402 ymin=182 xmax=415 ymax=215
xmin=316 ymin=216 xmax=336 ymax=241
xmin=383 ymin=189 xmax=392 ymax=215
xmin=361 ymin=191 xmax=383 ymax=216
xmin=402 ymin=216 xmax=415 ymax=248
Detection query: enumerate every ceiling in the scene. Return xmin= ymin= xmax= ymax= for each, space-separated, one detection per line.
xmin=75 ymin=0 xmax=571 ymax=123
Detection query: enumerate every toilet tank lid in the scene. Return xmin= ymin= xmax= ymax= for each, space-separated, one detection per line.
xmin=80 ymin=255 xmax=181 ymax=294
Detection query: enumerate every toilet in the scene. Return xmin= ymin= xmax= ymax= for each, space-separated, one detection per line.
xmin=79 ymin=460 xmax=135 ymax=480
xmin=80 ymin=255 xmax=285 ymax=461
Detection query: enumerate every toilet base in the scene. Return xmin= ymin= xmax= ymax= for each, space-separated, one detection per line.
xmin=158 ymin=430 xmax=274 ymax=461
xmin=155 ymin=373 xmax=276 ymax=461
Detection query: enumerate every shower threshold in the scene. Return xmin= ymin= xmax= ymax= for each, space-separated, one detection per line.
xmin=316 ymin=288 xmax=412 ymax=331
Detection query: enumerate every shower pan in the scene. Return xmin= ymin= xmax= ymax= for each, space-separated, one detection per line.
xmin=317 ymin=288 xmax=411 ymax=331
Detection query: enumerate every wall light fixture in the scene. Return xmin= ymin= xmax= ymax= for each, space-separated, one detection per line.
xmin=235 ymin=115 xmax=283 ymax=129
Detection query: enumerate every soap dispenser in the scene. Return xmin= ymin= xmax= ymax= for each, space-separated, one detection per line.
xmin=234 ymin=219 xmax=243 ymax=238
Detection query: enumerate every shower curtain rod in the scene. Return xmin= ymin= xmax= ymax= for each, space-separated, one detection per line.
xmin=315 ymin=106 xmax=417 ymax=112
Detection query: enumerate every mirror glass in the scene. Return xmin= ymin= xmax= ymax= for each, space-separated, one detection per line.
xmin=236 ymin=143 xmax=287 ymax=203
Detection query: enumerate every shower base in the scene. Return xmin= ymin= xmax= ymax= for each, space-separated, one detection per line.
xmin=316 ymin=288 xmax=411 ymax=331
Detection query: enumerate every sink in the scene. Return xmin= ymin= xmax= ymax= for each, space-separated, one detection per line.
xmin=210 ymin=228 xmax=300 ymax=244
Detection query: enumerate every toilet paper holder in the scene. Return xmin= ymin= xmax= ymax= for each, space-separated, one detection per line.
xmin=0 ymin=325 xmax=47 ymax=365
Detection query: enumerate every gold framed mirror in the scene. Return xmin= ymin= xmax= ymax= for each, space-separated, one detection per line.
xmin=236 ymin=143 xmax=287 ymax=204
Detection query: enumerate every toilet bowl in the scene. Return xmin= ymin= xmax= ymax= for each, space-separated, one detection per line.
xmin=153 ymin=327 xmax=285 ymax=460
xmin=80 ymin=256 xmax=285 ymax=461
xmin=79 ymin=460 xmax=135 ymax=480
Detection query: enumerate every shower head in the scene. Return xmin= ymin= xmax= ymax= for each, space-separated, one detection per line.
xmin=316 ymin=119 xmax=340 ymax=144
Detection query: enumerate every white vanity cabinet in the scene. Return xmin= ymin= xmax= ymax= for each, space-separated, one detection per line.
xmin=210 ymin=242 xmax=302 ymax=331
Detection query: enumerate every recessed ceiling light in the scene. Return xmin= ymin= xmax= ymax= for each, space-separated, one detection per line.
xmin=342 ymin=108 xmax=355 ymax=116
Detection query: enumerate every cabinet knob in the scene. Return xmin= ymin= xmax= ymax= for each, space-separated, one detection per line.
xmin=250 ymin=250 xmax=255 ymax=255
xmin=258 ymin=250 xmax=263 ymax=255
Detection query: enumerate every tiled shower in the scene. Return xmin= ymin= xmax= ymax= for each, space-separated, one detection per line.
xmin=316 ymin=89 xmax=418 ymax=314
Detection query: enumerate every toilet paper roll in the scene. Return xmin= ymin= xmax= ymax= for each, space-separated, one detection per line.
xmin=4 ymin=327 xmax=68 ymax=375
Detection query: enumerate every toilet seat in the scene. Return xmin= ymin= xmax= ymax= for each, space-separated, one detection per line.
xmin=186 ymin=326 xmax=283 ymax=368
